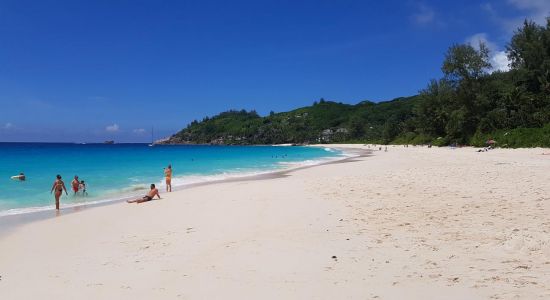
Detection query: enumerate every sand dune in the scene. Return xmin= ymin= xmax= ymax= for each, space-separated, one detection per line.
xmin=0 ymin=145 xmax=548 ymax=299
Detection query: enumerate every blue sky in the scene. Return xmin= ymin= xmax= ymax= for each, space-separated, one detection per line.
xmin=1 ymin=0 xmax=548 ymax=142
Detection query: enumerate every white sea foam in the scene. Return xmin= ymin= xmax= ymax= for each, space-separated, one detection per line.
xmin=156 ymin=169 xmax=283 ymax=189
xmin=0 ymin=195 xmax=134 ymax=217
xmin=277 ymin=153 xmax=351 ymax=169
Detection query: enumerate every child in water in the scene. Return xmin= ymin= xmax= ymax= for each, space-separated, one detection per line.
xmin=79 ymin=180 xmax=88 ymax=196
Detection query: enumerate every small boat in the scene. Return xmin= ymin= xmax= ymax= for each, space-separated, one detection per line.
xmin=148 ymin=127 xmax=154 ymax=147
xmin=104 ymin=140 xmax=114 ymax=144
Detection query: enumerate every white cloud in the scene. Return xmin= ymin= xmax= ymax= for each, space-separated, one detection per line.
xmin=466 ymin=33 xmax=511 ymax=73
xmin=480 ymin=1 xmax=549 ymax=35
xmin=133 ymin=128 xmax=146 ymax=134
xmin=3 ymin=122 xmax=14 ymax=129
xmin=492 ymin=0 xmax=550 ymax=32
xmin=411 ymin=3 xmax=435 ymax=25
xmin=508 ymin=0 xmax=550 ymax=24
xmin=105 ymin=124 xmax=119 ymax=132
xmin=491 ymin=51 xmax=511 ymax=72
xmin=481 ymin=3 xmax=496 ymax=14
xmin=466 ymin=33 xmax=497 ymax=51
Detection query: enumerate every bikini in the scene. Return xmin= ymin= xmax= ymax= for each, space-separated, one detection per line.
xmin=56 ymin=181 xmax=63 ymax=192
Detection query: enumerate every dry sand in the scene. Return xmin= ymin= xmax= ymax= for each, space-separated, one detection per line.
xmin=0 ymin=145 xmax=549 ymax=299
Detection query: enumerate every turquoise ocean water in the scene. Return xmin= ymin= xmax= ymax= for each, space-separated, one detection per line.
xmin=0 ymin=143 xmax=344 ymax=216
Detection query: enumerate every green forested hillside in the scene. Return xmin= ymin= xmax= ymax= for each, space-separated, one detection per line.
xmin=165 ymin=19 xmax=550 ymax=147
xmin=165 ymin=96 xmax=422 ymax=145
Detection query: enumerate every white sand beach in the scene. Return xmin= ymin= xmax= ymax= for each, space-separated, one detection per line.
xmin=0 ymin=145 xmax=549 ymax=299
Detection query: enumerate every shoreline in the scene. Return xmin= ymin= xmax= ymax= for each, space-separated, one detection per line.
xmin=1 ymin=145 xmax=548 ymax=299
xmin=0 ymin=146 xmax=369 ymax=235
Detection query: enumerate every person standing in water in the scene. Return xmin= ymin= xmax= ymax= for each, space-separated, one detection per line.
xmin=79 ymin=180 xmax=88 ymax=196
xmin=50 ymin=175 xmax=68 ymax=210
xmin=164 ymin=164 xmax=172 ymax=192
xmin=71 ymin=175 xmax=80 ymax=195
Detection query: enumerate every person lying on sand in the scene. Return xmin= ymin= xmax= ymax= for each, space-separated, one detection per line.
xmin=127 ymin=184 xmax=161 ymax=203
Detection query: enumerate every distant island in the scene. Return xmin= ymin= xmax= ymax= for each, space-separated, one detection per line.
xmin=163 ymin=19 xmax=550 ymax=148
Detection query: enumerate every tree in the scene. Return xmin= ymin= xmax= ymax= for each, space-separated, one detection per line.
xmin=442 ymin=43 xmax=491 ymax=84
xmin=445 ymin=108 xmax=468 ymax=141
xmin=507 ymin=19 xmax=550 ymax=93
xmin=382 ymin=117 xmax=400 ymax=144
xmin=507 ymin=20 xmax=546 ymax=71
xmin=414 ymin=79 xmax=456 ymax=137
xmin=349 ymin=115 xmax=365 ymax=138
xmin=440 ymin=43 xmax=492 ymax=139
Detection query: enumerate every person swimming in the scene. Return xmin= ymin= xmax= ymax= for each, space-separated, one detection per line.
xmin=127 ymin=184 xmax=161 ymax=203
xmin=50 ymin=174 xmax=68 ymax=210
xmin=11 ymin=172 xmax=25 ymax=181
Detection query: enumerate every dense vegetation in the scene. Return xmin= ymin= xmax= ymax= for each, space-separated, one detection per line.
xmin=166 ymin=19 xmax=550 ymax=147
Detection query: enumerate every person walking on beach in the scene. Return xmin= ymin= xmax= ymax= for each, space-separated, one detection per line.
xmin=127 ymin=184 xmax=161 ymax=203
xmin=71 ymin=175 xmax=80 ymax=195
xmin=50 ymin=175 xmax=68 ymax=210
xmin=164 ymin=164 xmax=172 ymax=192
